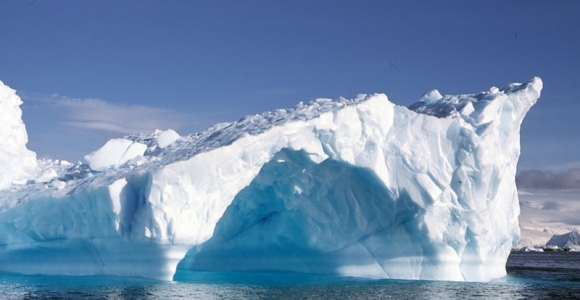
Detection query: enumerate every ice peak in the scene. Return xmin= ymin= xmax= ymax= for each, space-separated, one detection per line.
xmin=419 ymin=89 xmax=443 ymax=104
xmin=0 ymin=80 xmax=38 ymax=190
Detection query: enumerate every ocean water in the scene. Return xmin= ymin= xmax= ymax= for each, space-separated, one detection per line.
xmin=0 ymin=252 xmax=578 ymax=299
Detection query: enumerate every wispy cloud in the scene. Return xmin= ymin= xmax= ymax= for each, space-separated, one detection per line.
xmin=18 ymin=92 xmax=224 ymax=161
xmin=54 ymin=97 xmax=187 ymax=134
xmin=23 ymin=93 xmax=191 ymax=135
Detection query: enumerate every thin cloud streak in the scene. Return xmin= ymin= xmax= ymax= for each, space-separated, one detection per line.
xmin=22 ymin=93 xmax=195 ymax=135
xmin=55 ymin=97 xmax=187 ymax=134
xmin=19 ymin=92 xmax=223 ymax=161
xmin=60 ymin=121 xmax=139 ymax=134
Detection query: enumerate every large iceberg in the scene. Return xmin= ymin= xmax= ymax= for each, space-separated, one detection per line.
xmin=0 ymin=78 xmax=542 ymax=281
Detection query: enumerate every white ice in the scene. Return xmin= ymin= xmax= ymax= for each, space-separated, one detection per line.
xmin=0 ymin=78 xmax=543 ymax=281
xmin=0 ymin=81 xmax=38 ymax=189
xmin=419 ymin=89 xmax=443 ymax=104
xmin=84 ymin=138 xmax=147 ymax=171
xmin=156 ymin=129 xmax=180 ymax=149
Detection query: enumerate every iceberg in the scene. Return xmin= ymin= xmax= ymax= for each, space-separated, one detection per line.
xmin=0 ymin=78 xmax=542 ymax=281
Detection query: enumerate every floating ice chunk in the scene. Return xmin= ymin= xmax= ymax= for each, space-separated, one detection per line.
xmin=84 ymin=139 xmax=147 ymax=171
xmin=157 ymin=129 xmax=180 ymax=149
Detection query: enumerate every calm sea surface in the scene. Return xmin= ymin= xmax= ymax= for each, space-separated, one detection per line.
xmin=0 ymin=252 xmax=578 ymax=299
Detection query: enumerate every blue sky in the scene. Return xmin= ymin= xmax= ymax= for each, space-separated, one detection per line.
xmin=1 ymin=0 xmax=579 ymax=171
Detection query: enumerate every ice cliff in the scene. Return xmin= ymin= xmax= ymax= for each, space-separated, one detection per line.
xmin=0 ymin=81 xmax=38 ymax=189
xmin=0 ymin=78 xmax=542 ymax=281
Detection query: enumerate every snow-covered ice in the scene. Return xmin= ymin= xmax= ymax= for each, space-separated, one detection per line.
xmin=0 ymin=78 xmax=542 ymax=281
xmin=0 ymin=81 xmax=38 ymax=189
xmin=156 ymin=129 xmax=180 ymax=149
xmin=84 ymin=138 xmax=147 ymax=171
xmin=418 ymin=89 xmax=443 ymax=104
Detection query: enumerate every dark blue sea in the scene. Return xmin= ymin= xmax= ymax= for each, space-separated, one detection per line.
xmin=0 ymin=252 xmax=578 ymax=299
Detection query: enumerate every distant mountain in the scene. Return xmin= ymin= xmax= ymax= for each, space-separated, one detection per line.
xmin=546 ymin=230 xmax=580 ymax=250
